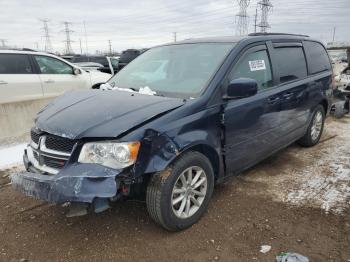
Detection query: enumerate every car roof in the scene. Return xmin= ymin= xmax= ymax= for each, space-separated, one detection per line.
xmin=159 ymin=33 xmax=320 ymax=46
xmin=0 ymin=49 xmax=57 ymax=56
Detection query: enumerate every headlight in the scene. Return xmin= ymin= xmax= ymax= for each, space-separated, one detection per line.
xmin=78 ymin=141 xmax=140 ymax=169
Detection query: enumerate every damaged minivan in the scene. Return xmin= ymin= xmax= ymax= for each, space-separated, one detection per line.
xmin=12 ymin=33 xmax=333 ymax=231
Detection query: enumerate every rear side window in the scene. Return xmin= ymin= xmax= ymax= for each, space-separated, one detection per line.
xmin=274 ymin=47 xmax=307 ymax=84
xmin=304 ymin=41 xmax=331 ymax=74
xmin=230 ymin=49 xmax=273 ymax=90
xmin=0 ymin=54 xmax=32 ymax=74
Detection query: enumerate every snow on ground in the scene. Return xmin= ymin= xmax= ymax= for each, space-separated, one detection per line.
xmin=0 ymin=143 xmax=26 ymax=169
xmin=237 ymin=116 xmax=350 ymax=215
xmin=284 ymin=117 xmax=350 ymax=214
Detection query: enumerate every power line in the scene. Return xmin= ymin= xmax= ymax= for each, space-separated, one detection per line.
xmin=236 ymin=0 xmax=250 ymax=36
xmin=39 ymin=19 xmax=53 ymax=52
xmin=62 ymin=21 xmax=74 ymax=54
xmin=257 ymin=0 xmax=273 ymax=33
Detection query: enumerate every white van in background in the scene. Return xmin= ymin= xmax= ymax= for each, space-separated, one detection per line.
xmin=0 ymin=50 xmax=111 ymax=104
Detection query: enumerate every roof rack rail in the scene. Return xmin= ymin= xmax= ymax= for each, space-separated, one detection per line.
xmin=248 ymin=32 xmax=309 ymax=37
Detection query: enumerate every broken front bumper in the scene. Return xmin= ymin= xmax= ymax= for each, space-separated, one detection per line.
xmin=11 ymin=151 xmax=121 ymax=204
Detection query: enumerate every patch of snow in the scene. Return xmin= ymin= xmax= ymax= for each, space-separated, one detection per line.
xmin=0 ymin=143 xmax=27 ymax=169
xmin=138 ymin=86 xmax=156 ymax=96
xmin=100 ymin=83 xmax=156 ymax=96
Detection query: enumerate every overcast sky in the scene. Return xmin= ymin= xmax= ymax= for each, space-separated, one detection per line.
xmin=1 ymin=0 xmax=349 ymax=54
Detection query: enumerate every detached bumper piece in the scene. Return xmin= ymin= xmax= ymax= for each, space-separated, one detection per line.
xmin=11 ymin=162 xmax=120 ymax=211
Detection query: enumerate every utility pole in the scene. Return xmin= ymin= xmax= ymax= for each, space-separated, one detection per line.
xmin=62 ymin=21 xmax=74 ymax=54
xmin=257 ymin=0 xmax=273 ymax=33
xmin=254 ymin=7 xmax=258 ymax=33
xmin=173 ymin=32 xmax=177 ymax=42
xmin=40 ymin=19 xmax=53 ymax=52
xmin=332 ymin=27 xmax=336 ymax=43
xmin=34 ymin=42 xmax=39 ymax=50
xmin=236 ymin=0 xmax=250 ymax=36
xmin=0 ymin=39 xmax=8 ymax=48
xmin=83 ymin=21 xmax=88 ymax=55
xmin=79 ymin=39 xmax=83 ymax=54
xmin=108 ymin=40 xmax=112 ymax=55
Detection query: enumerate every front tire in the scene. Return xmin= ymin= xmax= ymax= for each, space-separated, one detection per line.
xmin=146 ymin=151 xmax=214 ymax=231
xmin=298 ymin=105 xmax=325 ymax=147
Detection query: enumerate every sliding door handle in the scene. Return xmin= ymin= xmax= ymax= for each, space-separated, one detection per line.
xmin=0 ymin=80 xmax=8 ymax=85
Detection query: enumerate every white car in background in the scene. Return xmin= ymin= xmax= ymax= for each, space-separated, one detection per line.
xmin=0 ymin=50 xmax=111 ymax=104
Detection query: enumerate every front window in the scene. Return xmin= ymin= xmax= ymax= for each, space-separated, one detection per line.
xmin=34 ymin=55 xmax=73 ymax=74
xmin=108 ymin=43 xmax=234 ymax=98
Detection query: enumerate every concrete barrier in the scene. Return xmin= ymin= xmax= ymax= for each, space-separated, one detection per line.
xmin=0 ymin=97 xmax=55 ymax=142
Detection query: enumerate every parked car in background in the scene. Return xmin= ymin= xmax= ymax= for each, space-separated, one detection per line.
xmin=0 ymin=50 xmax=111 ymax=103
xmin=12 ymin=34 xmax=333 ymax=231
xmin=118 ymin=49 xmax=143 ymax=70
xmin=69 ymin=55 xmax=118 ymax=75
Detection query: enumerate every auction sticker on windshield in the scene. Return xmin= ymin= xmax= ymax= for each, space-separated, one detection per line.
xmin=249 ymin=60 xmax=266 ymax=71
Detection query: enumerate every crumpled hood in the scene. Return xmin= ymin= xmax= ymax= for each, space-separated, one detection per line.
xmin=35 ymin=90 xmax=184 ymax=139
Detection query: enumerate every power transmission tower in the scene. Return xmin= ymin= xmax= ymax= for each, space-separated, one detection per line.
xmin=0 ymin=39 xmax=8 ymax=48
xmin=40 ymin=19 xmax=53 ymax=52
xmin=236 ymin=0 xmax=250 ymax=36
xmin=257 ymin=0 xmax=273 ymax=33
xmin=62 ymin=21 xmax=74 ymax=54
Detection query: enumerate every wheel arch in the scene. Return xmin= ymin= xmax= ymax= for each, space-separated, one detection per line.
xmin=179 ymin=144 xmax=221 ymax=180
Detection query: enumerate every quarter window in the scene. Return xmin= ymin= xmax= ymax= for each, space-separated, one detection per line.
xmin=34 ymin=56 xmax=73 ymax=74
xmin=274 ymin=47 xmax=307 ymax=83
xmin=0 ymin=54 xmax=32 ymax=74
xmin=230 ymin=49 xmax=273 ymax=90
xmin=304 ymin=41 xmax=331 ymax=74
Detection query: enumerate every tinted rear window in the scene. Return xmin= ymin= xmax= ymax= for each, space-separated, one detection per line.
xmin=0 ymin=54 xmax=33 ymax=74
xmin=274 ymin=47 xmax=307 ymax=83
xmin=304 ymin=41 xmax=331 ymax=74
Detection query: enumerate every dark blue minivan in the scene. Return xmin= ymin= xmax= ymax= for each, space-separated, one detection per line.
xmin=12 ymin=33 xmax=333 ymax=230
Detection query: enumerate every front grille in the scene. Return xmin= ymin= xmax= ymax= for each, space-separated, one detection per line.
xmin=45 ymin=135 xmax=76 ymax=153
xmin=29 ymin=129 xmax=74 ymax=174
xmin=31 ymin=129 xmax=40 ymax=144
xmin=42 ymin=155 xmax=67 ymax=169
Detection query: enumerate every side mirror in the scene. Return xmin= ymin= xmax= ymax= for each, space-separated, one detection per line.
xmin=225 ymin=78 xmax=258 ymax=99
xmin=73 ymin=68 xmax=82 ymax=75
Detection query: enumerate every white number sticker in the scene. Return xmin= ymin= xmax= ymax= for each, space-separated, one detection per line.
xmin=249 ymin=60 xmax=266 ymax=71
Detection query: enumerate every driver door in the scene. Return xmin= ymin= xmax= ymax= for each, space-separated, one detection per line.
xmin=33 ymin=55 xmax=88 ymax=98
xmin=223 ymin=44 xmax=284 ymax=174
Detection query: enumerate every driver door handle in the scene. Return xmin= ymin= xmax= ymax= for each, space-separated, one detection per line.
xmin=44 ymin=79 xmax=55 ymax=84
xmin=0 ymin=80 xmax=8 ymax=85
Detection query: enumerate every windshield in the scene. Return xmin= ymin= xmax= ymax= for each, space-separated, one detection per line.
xmin=107 ymin=43 xmax=234 ymax=98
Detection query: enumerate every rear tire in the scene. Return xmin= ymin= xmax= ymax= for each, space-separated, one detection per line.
xmin=146 ymin=151 xmax=214 ymax=231
xmin=298 ymin=105 xmax=325 ymax=147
